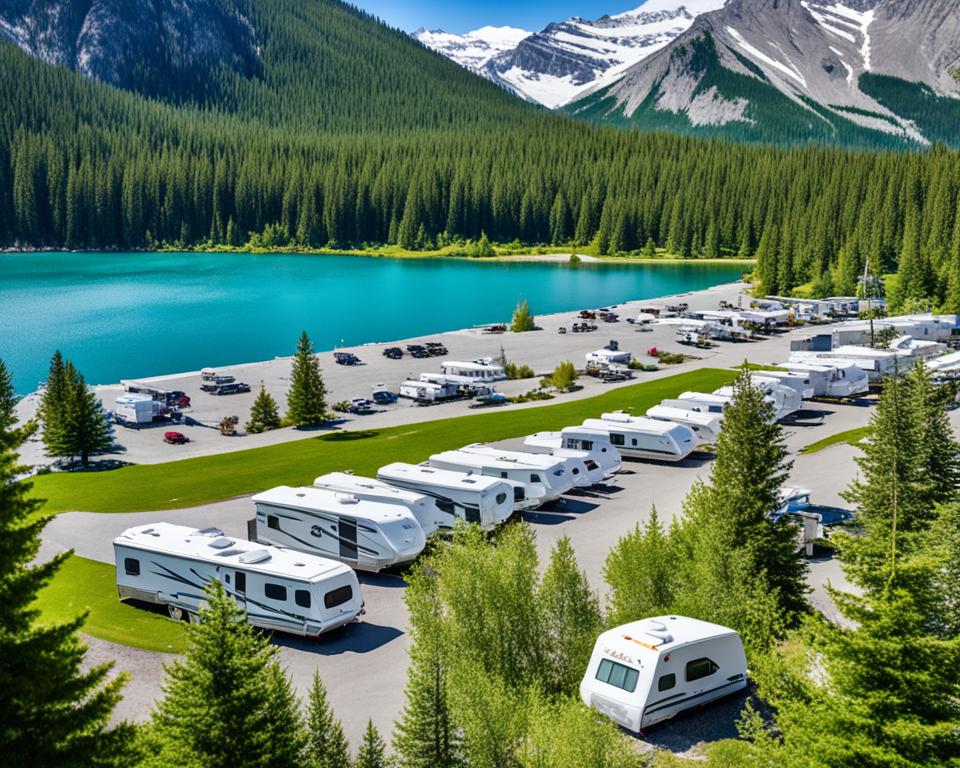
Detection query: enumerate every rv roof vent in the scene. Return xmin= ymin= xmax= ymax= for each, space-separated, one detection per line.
xmin=197 ymin=527 xmax=224 ymax=536
xmin=337 ymin=494 xmax=360 ymax=504
xmin=239 ymin=549 xmax=272 ymax=564
xmin=648 ymin=620 xmax=667 ymax=632
xmin=602 ymin=413 xmax=633 ymax=424
xmin=208 ymin=537 xmax=235 ymax=550
xmin=140 ymin=528 xmax=159 ymax=536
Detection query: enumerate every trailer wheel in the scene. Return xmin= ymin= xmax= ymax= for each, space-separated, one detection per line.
xmin=167 ymin=604 xmax=185 ymax=622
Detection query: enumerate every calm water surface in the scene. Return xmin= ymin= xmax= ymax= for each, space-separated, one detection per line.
xmin=0 ymin=252 xmax=743 ymax=393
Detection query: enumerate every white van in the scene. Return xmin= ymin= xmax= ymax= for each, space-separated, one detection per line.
xmin=582 ymin=416 xmax=696 ymax=463
xmin=313 ymin=471 xmax=453 ymax=535
xmin=252 ymin=486 xmax=426 ymax=572
xmin=377 ymin=462 xmax=513 ymax=529
xmin=114 ymin=523 xmax=363 ymax=637
xmin=581 ymin=616 xmax=748 ymax=732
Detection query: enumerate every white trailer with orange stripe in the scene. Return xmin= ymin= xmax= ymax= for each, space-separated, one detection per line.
xmin=580 ymin=616 xmax=747 ymax=732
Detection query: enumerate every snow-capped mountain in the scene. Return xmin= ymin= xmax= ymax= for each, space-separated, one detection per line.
xmin=415 ymin=0 xmax=727 ymax=108
xmin=565 ymin=0 xmax=960 ymax=146
xmin=413 ymin=26 xmax=531 ymax=73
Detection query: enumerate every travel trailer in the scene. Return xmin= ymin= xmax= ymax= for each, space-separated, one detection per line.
xmin=252 ymin=486 xmax=426 ymax=572
xmin=457 ymin=443 xmax=582 ymax=493
xmin=580 ymin=616 xmax=748 ymax=732
xmin=398 ymin=379 xmax=460 ymax=402
xmin=427 ymin=449 xmax=563 ymax=509
xmin=114 ymin=394 xmax=164 ymax=425
xmin=778 ymin=361 xmax=869 ymax=398
xmin=582 ymin=416 xmax=696 ymax=463
xmin=519 ymin=434 xmax=605 ymax=486
xmin=751 ymin=371 xmax=816 ymax=400
xmin=313 ymin=471 xmax=453 ymax=535
xmin=673 ymin=391 xmax=731 ymax=416
xmin=377 ymin=462 xmax=513 ymax=529
xmin=113 ymin=523 xmax=363 ymax=637
xmin=714 ymin=379 xmax=802 ymax=422
xmin=644 ymin=405 xmax=722 ymax=446
xmin=523 ymin=427 xmax=622 ymax=479
xmin=586 ymin=347 xmax=633 ymax=367
xmin=440 ymin=360 xmax=506 ymax=382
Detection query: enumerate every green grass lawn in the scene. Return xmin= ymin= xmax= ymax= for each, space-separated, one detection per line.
xmin=30 ymin=368 xmax=735 ymax=515
xmin=800 ymin=426 xmax=872 ymax=455
xmin=36 ymin=555 xmax=187 ymax=653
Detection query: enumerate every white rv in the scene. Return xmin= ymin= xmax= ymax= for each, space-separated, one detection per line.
xmin=398 ymin=379 xmax=460 ymax=402
xmin=114 ymin=394 xmax=163 ymax=425
xmin=580 ymin=616 xmax=748 ymax=732
xmin=458 ymin=443 xmax=582 ymax=493
xmin=586 ymin=348 xmax=633 ymax=367
xmin=751 ymin=371 xmax=815 ymax=400
xmin=427 ymin=450 xmax=556 ymax=509
xmin=377 ymin=462 xmax=513 ymax=529
xmin=582 ymin=416 xmax=696 ymax=463
xmin=673 ymin=391 xmax=731 ymax=416
xmin=440 ymin=360 xmax=506 ymax=382
xmin=644 ymin=405 xmax=722 ymax=446
xmin=252 ymin=486 xmax=426 ymax=572
xmin=113 ymin=523 xmax=363 ymax=637
xmin=714 ymin=379 xmax=801 ymax=422
xmin=312 ymin=471 xmax=453 ymax=535
xmin=523 ymin=427 xmax=622 ymax=479
xmin=778 ymin=361 xmax=869 ymax=398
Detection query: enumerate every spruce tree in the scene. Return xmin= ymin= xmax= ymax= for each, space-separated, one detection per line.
xmin=909 ymin=362 xmax=960 ymax=510
xmin=65 ymin=367 xmax=114 ymax=466
xmin=305 ymin=672 xmax=350 ymax=768
xmin=510 ymin=299 xmax=536 ymax=333
xmin=145 ymin=581 xmax=305 ymax=768
xmin=0 ymin=358 xmax=22 ymax=450
xmin=286 ymin=331 xmax=328 ymax=428
xmin=394 ymin=567 xmax=462 ymax=768
xmin=39 ymin=349 xmax=69 ymax=456
xmin=245 ymin=383 xmax=282 ymax=434
xmin=0 ymin=358 xmax=131 ymax=766
xmin=354 ymin=720 xmax=387 ymax=768
xmin=539 ymin=536 xmax=601 ymax=695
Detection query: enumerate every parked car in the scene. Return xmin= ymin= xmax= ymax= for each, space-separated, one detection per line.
xmin=383 ymin=347 xmax=403 ymax=359
xmin=372 ymin=388 xmax=397 ymax=405
xmin=406 ymin=344 xmax=430 ymax=359
xmin=212 ymin=382 xmax=251 ymax=396
xmin=201 ymin=375 xmax=235 ymax=392
xmin=425 ymin=342 xmax=448 ymax=356
xmin=163 ymin=431 xmax=189 ymax=445
xmin=349 ymin=398 xmax=375 ymax=415
xmin=334 ymin=352 xmax=361 ymax=366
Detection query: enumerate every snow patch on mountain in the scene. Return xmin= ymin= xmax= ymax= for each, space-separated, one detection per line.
xmin=413 ymin=26 xmax=531 ymax=72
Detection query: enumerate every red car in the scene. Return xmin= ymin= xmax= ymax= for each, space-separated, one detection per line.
xmin=164 ymin=432 xmax=189 ymax=445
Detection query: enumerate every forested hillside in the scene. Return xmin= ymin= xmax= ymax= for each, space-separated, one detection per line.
xmin=0 ymin=0 xmax=959 ymax=308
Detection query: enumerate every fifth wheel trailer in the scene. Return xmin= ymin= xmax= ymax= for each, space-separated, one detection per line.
xmin=523 ymin=426 xmax=622 ymax=479
xmin=580 ymin=616 xmax=747 ymax=732
xmin=114 ymin=523 xmax=363 ymax=637
xmin=582 ymin=416 xmax=696 ymax=463
xmin=252 ymin=486 xmax=426 ymax=572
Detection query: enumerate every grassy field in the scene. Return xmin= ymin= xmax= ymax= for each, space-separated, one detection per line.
xmin=800 ymin=426 xmax=872 ymax=455
xmin=36 ymin=555 xmax=187 ymax=653
xmin=30 ymin=368 xmax=735 ymax=515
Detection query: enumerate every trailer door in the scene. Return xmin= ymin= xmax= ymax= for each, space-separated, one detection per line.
xmin=224 ymin=569 xmax=247 ymax=612
xmin=338 ymin=517 xmax=358 ymax=561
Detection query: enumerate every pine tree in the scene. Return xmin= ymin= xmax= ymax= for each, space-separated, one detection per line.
xmin=65 ymin=367 xmax=114 ymax=466
xmin=394 ymin=567 xmax=462 ymax=768
xmin=39 ymin=349 xmax=69 ymax=456
xmin=305 ymin=672 xmax=350 ymax=768
xmin=539 ymin=536 xmax=602 ymax=695
xmin=909 ymin=362 xmax=960 ymax=510
xmin=603 ymin=507 xmax=679 ymax=626
xmin=354 ymin=720 xmax=387 ymax=768
xmin=245 ymin=383 xmax=282 ymax=434
xmin=0 ymin=358 xmax=22 ymax=450
xmin=144 ymin=581 xmax=306 ymax=768
xmin=510 ymin=299 xmax=536 ymax=333
xmin=286 ymin=331 xmax=328 ymax=428
xmin=0 ymin=357 xmax=131 ymax=766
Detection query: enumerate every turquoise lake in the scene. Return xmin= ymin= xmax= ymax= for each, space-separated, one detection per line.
xmin=0 ymin=252 xmax=744 ymax=394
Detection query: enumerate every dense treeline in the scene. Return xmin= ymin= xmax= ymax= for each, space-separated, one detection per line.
xmin=2 ymin=0 xmax=960 ymax=306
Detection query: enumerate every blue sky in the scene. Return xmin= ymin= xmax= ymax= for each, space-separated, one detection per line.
xmin=354 ymin=1 xmax=629 ymax=34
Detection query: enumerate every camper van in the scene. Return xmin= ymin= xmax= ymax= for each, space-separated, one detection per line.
xmin=457 ymin=443 xmax=583 ymax=493
xmin=427 ymin=450 xmax=560 ymax=509
xmin=580 ymin=616 xmax=748 ymax=732
xmin=644 ymin=405 xmax=722 ymax=446
xmin=582 ymin=416 xmax=696 ymax=463
xmin=377 ymin=463 xmax=513 ymax=530
xmin=523 ymin=427 xmax=622 ymax=479
xmin=113 ymin=523 xmax=363 ymax=637
xmin=778 ymin=361 xmax=869 ymax=398
xmin=252 ymin=486 xmax=426 ymax=572
xmin=312 ymin=472 xmax=453 ymax=535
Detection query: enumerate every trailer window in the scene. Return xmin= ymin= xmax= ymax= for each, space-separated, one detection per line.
xmin=236 ymin=572 xmax=246 ymax=593
xmin=658 ymin=673 xmax=676 ymax=692
xmin=610 ymin=434 xmax=625 ymax=446
xmin=436 ymin=499 xmax=455 ymax=515
xmin=595 ymin=659 xmax=639 ymax=693
xmin=124 ymin=557 xmax=140 ymax=576
xmin=295 ymin=590 xmax=311 ymax=609
xmin=686 ymin=658 xmax=719 ymax=682
xmin=324 ymin=585 xmax=353 ymax=609
xmin=267 ymin=515 xmax=281 ymax=530
xmin=530 ymin=474 xmax=541 ymax=484
xmin=265 ymin=583 xmax=287 ymax=601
